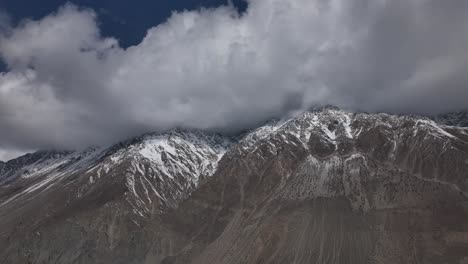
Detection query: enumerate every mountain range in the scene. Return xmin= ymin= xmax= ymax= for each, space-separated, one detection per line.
xmin=1 ymin=108 xmax=467 ymax=264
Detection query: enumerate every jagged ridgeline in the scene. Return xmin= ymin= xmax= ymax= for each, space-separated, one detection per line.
xmin=1 ymin=108 xmax=468 ymax=264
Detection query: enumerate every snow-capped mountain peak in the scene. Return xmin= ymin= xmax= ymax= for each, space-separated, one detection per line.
xmin=0 ymin=129 xmax=233 ymax=217
xmin=1 ymin=108 xmax=468 ymax=263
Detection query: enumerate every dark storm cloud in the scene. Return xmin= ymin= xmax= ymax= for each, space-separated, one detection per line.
xmin=0 ymin=0 xmax=468 ymax=159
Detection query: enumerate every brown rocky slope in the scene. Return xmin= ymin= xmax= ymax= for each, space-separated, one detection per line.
xmin=1 ymin=108 xmax=467 ymax=263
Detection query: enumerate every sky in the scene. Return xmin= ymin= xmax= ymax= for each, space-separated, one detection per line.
xmin=0 ymin=0 xmax=247 ymax=49
xmin=0 ymin=0 xmax=468 ymax=161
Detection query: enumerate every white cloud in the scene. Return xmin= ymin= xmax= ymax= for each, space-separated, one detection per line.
xmin=1 ymin=0 xmax=468 ymax=155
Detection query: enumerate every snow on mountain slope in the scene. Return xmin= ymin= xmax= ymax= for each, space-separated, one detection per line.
xmin=238 ymin=108 xmax=467 ymax=153
xmin=1 ymin=109 xmax=465 ymax=212
xmin=85 ymin=129 xmax=232 ymax=215
xmin=0 ymin=129 xmax=232 ymax=220
xmin=0 ymin=148 xmax=108 ymax=206
xmin=227 ymin=108 xmax=468 ymax=204
xmin=1 ymin=108 xmax=468 ymax=264
xmin=436 ymin=111 xmax=468 ymax=127
xmin=166 ymin=108 xmax=468 ymax=264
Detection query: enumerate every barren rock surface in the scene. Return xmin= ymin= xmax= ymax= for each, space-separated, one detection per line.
xmin=1 ymin=109 xmax=467 ymax=263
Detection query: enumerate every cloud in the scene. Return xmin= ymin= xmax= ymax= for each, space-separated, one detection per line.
xmin=0 ymin=148 xmax=29 ymax=162
xmin=1 ymin=0 xmax=468 ymax=156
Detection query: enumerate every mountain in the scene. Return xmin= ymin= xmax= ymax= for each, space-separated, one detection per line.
xmin=0 ymin=129 xmax=231 ymax=263
xmin=436 ymin=111 xmax=468 ymax=127
xmin=1 ymin=109 xmax=467 ymax=263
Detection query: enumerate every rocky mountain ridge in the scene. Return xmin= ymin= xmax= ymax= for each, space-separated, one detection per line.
xmin=0 ymin=108 xmax=467 ymax=263
xmin=164 ymin=109 xmax=468 ymax=263
xmin=436 ymin=111 xmax=468 ymax=127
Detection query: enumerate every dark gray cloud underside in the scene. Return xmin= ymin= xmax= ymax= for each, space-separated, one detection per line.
xmin=0 ymin=0 xmax=467 ymax=158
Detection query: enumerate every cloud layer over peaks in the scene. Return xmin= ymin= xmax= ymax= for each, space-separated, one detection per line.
xmin=1 ymin=0 xmax=468 ymax=156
